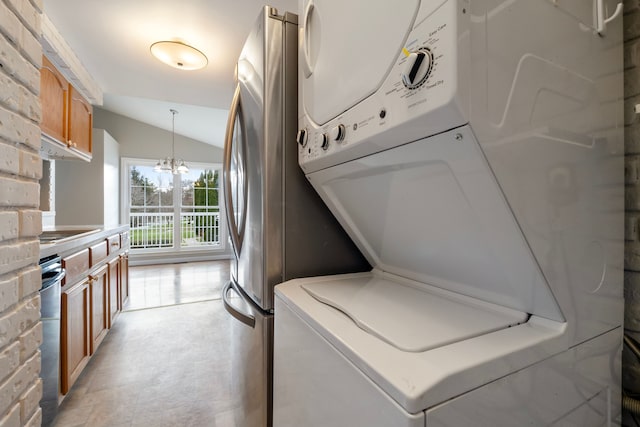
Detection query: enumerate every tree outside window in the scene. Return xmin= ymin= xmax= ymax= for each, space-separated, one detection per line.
xmin=125 ymin=161 xmax=222 ymax=251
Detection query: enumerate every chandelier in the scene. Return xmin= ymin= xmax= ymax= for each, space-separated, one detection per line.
xmin=155 ymin=109 xmax=189 ymax=174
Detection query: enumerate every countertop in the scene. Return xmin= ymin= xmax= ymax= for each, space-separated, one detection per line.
xmin=39 ymin=224 xmax=130 ymax=259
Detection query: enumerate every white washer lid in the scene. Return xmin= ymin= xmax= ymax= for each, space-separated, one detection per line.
xmin=275 ymin=273 xmax=568 ymax=413
xmin=302 ymin=273 xmax=528 ymax=352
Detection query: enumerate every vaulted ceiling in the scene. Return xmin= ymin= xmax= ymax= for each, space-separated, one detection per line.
xmin=43 ymin=0 xmax=299 ymax=146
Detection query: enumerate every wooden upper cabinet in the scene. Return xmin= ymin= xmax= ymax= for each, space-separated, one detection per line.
xmin=40 ymin=55 xmax=68 ymax=142
xmin=68 ymin=85 xmax=93 ymax=157
xmin=40 ymin=55 xmax=93 ymax=160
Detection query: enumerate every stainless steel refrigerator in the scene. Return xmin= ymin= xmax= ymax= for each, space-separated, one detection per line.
xmin=221 ymin=6 xmax=369 ymax=427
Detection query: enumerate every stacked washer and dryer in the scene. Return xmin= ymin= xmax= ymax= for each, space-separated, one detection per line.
xmin=273 ymin=0 xmax=624 ymax=426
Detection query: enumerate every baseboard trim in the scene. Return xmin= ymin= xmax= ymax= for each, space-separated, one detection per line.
xmin=130 ymin=252 xmax=233 ymax=266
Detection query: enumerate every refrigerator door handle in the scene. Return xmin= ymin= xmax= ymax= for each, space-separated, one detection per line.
xmin=223 ymin=85 xmax=245 ymax=258
xmin=223 ymin=281 xmax=256 ymax=328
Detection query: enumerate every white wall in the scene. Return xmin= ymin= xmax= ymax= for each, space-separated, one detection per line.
xmin=94 ymin=107 xmax=224 ymax=163
xmin=55 ymin=129 xmax=120 ymax=226
xmin=103 ymin=131 xmax=120 ymax=226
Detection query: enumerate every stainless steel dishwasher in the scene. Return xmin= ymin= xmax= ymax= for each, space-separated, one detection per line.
xmin=39 ymin=255 xmax=65 ymax=427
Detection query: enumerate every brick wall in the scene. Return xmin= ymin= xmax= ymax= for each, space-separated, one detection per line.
xmin=0 ymin=0 xmax=43 ymax=426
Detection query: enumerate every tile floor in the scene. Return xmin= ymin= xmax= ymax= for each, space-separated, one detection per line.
xmin=53 ymin=260 xmax=236 ymax=427
xmin=126 ymin=261 xmax=231 ymax=311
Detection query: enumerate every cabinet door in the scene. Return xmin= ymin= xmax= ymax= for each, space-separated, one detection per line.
xmin=120 ymin=252 xmax=129 ymax=308
xmin=89 ymin=264 xmax=108 ymax=354
xmin=68 ymin=85 xmax=93 ymax=158
xmin=40 ymin=55 xmax=68 ymax=143
xmin=61 ymin=280 xmax=90 ymax=395
xmin=108 ymin=259 xmax=120 ymax=327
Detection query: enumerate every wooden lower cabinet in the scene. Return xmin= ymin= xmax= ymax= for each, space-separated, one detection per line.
xmin=89 ymin=264 xmax=109 ymax=354
xmin=61 ymin=280 xmax=90 ymax=395
xmin=59 ymin=232 xmax=131 ymax=396
xmin=108 ymin=259 xmax=120 ymax=327
xmin=119 ymin=252 xmax=129 ymax=308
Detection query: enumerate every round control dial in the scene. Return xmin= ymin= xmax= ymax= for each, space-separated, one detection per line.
xmin=296 ymin=128 xmax=308 ymax=147
xmin=330 ymin=124 xmax=346 ymax=142
xmin=401 ymin=48 xmax=433 ymax=89
xmin=321 ymin=133 xmax=330 ymax=150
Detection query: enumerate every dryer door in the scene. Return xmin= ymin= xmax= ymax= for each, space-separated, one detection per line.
xmin=300 ymin=0 xmax=420 ymax=126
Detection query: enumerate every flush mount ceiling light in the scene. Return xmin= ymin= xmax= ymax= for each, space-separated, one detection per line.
xmin=150 ymin=41 xmax=208 ymax=70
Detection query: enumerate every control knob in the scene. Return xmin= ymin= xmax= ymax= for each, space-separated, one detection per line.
xmin=401 ymin=48 xmax=433 ymax=89
xmin=296 ymin=128 xmax=308 ymax=147
xmin=321 ymin=133 xmax=330 ymax=151
xmin=329 ymin=124 xmax=346 ymax=142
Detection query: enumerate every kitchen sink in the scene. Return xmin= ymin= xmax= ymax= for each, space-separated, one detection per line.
xmin=39 ymin=228 xmax=101 ymax=244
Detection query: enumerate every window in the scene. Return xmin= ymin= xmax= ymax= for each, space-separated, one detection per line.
xmin=123 ymin=158 xmax=226 ymax=253
xmin=180 ymin=168 xmax=221 ymax=248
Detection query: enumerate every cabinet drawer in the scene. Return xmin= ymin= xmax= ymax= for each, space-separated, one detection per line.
xmin=62 ymin=249 xmax=90 ymax=286
xmin=89 ymin=241 xmax=108 ymax=266
xmin=107 ymin=235 xmax=120 ymax=254
xmin=120 ymin=231 xmax=130 ymax=249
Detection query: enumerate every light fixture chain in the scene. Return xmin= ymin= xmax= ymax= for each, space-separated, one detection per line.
xmin=155 ymin=108 xmax=188 ymax=174
xmin=171 ymin=109 xmax=178 ymax=159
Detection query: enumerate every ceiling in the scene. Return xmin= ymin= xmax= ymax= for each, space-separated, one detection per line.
xmin=43 ymin=0 xmax=299 ymax=147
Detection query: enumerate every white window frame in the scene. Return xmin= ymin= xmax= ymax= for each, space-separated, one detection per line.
xmin=121 ymin=157 xmax=229 ymax=258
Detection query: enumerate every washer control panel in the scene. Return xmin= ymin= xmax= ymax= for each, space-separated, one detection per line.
xmin=298 ymin=0 xmax=467 ymax=174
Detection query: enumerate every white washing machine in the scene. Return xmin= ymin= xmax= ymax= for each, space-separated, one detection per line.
xmin=274 ymin=0 xmax=624 ymax=425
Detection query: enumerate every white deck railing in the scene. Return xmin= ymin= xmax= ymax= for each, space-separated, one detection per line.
xmin=180 ymin=211 xmax=221 ymax=247
xmin=129 ymin=211 xmax=220 ymax=249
